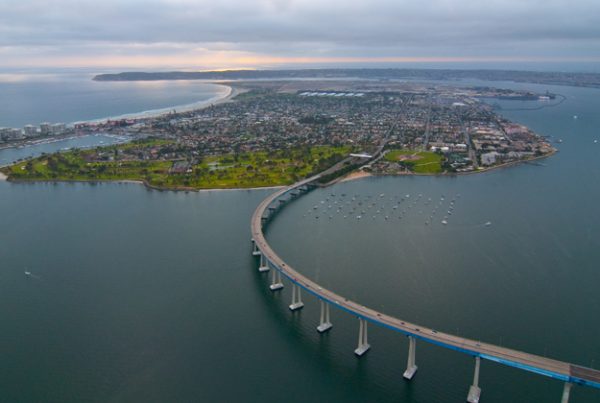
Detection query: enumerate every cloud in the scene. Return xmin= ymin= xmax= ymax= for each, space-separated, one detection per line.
xmin=1 ymin=0 xmax=599 ymax=68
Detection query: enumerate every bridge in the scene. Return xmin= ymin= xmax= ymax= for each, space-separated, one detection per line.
xmin=250 ymin=174 xmax=600 ymax=403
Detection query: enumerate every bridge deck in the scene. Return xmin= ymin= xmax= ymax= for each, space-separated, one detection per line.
xmin=251 ymin=177 xmax=600 ymax=390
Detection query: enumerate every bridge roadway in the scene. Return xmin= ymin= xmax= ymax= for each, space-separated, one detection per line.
xmin=251 ymin=175 xmax=600 ymax=398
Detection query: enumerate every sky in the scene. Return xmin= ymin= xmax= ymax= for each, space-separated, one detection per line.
xmin=1 ymin=0 xmax=600 ymax=70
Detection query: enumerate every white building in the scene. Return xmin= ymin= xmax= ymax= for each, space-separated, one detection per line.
xmin=40 ymin=123 xmax=52 ymax=136
xmin=481 ymin=152 xmax=500 ymax=166
xmin=23 ymin=125 xmax=39 ymax=138
xmin=50 ymin=123 xmax=66 ymax=135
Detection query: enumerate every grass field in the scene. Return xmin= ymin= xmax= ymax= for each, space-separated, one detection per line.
xmin=3 ymin=143 xmax=352 ymax=189
xmin=384 ymin=149 xmax=444 ymax=174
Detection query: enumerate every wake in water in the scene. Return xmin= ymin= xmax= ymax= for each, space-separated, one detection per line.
xmin=24 ymin=269 xmax=42 ymax=281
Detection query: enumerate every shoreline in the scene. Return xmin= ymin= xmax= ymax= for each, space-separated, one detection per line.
xmin=73 ymin=83 xmax=237 ymax=125
xmin=0 ymin=83 xmax=237 ymax=152
xmin=3 ymin=176 xmax=284 ymax=192
xmin=366 ymin=150 xmax=557 ymax=179
xmin=0 ymin=132 xmax=129 ymax=152
xmin=338 ymin=170 xmax=373 ymax=183
xmin=454 ymin=149 xmax=557 ymax=176
xmin=2 ymin=150 xmax=556 ymax=190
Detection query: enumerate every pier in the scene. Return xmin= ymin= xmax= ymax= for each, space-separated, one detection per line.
xmin=250 ymin=175 xmax=600 ymax=402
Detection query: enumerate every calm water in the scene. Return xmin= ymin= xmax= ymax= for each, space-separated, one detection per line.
xmin=0 ymin=81 xmax=599 ymax=402
xmin=0 ymin=73 xmax=228 ymax=128
xmin=0 ymin=134 xmax=128 ymax=167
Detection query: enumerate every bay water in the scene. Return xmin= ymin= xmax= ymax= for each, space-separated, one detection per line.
xmin=0 ymin=80 xmax=599 ymax=402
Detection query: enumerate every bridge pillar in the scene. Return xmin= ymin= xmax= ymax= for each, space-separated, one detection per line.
xmin=258 ymin=252 xmax=269 ymax=272
xmin=354 ymin=318 xmax=370 ymax=356
xmin=317 ymin=300 xmax=332 ymax=333
xmin=251 ymin=239 xmax=261 ymax=256
xmin=403 ymin=336 xmax=418 ymax=380
xmin=269 ymin=269 xmax=283 ymax=291
xmin=467 ymin=356 xmax=482 ymax=403
xmin=289 ymin=284 xmax=304 ymax=311
xmin=561 ymin=382 xmax=572 ymax=403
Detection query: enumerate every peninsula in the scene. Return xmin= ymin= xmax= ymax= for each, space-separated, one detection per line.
xmin=1 ymin=80 xmax=556 ymax=190
xmin=94 ymin=68 xmax=600 ymax=89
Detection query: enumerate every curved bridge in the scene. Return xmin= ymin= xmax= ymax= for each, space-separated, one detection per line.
xmin=251 ymin=175 xmax=600 ymax=403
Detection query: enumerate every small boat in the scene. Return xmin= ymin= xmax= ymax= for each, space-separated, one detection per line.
xmin=24 ymin=271 xmax=31 ymax=276
xmin=485 ymin=221 xmax=492 ymax=226
xmin=441 ymin=220 xmax=448 ymax=225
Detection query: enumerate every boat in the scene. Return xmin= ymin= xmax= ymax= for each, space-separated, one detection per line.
xmin=441 ymin=220 xmax=448 ymax=225
xmin=485 ymin=221 xmax=492 ymax=226
xmin=24 ymin=271 xmax=31 ymax=276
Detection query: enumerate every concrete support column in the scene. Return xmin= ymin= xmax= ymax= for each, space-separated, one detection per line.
xmin=403 ymin=336 xmax=418 ymax=380
xmin=252 ymin=239 xmax=261 ymax=256
xmin=467 ymin=356 xmax=482 ymax=403
xmin=258 ymin=252 xmax=269 ymax=272
xmin=354 ymin=318 xmax=371 ymax=356
xmin=269 ymin=269 xmax=283 ymax=291
xmin=289 ymin=284 xmax=304 ymax=311
xmin=561 ymin=382 xmax=572 ymax=403
xmin=317 ymin=300 xmax=333 ymax=333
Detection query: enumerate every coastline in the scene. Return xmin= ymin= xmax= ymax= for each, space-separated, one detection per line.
xmin=3 ymin=176 xmax=284 ymax=192
xmin=454 ymin=149 xmax=557 ymax=176
xmin=72 ymin=83 xmax=236 ymax=125
xmin=339 ymin=170 xmax=373 ymax=183
xmin=1 ymin=81 xmax=557 ymax=190
xmin=2 ymin=150 xmax=556 ymax=190
xmin=0 ymin=83 xmax=238 ymax=152
xmin=365 ymin=150 xmax=557 ymax=179
xmin=0 ymin=132 xmax=128 ymax=152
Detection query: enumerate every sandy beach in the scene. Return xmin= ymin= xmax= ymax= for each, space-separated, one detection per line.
xmin=340 ymin=170 xmax=372 ymax=183
xmin=139 ymin=83 xmax=242 ymax=118
xmin=72 ymin=83 xmax=240 ymax=125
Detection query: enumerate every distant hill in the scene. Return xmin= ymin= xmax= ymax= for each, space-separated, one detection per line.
xmin=93 ymin=68 xmax=600 ymax=89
